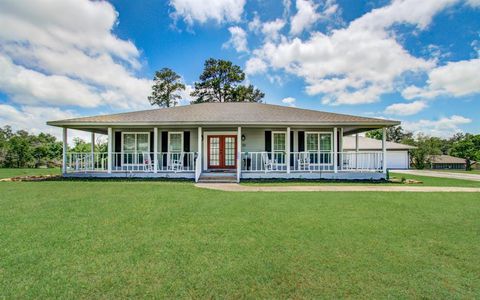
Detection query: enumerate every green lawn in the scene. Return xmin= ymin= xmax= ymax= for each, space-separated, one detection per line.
xmin=243 ymin=172 xmax=480 ymax=187
xmin=433 ymin=169 xmax=480 ymax=175
xmin=1 ymin=181 xmax=479 ymax=298
xmin=0 ymin=168 xmax=60 ymax=179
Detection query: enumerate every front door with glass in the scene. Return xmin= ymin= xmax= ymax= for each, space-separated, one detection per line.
xmin=207 ymin=135 xmax=237 ymax=169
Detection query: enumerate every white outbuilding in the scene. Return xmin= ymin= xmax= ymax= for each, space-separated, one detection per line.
xmin=343 ymin=135 xmax=416 ymax=169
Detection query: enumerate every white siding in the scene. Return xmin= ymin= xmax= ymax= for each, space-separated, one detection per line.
xmin=386 ymin=151 xmax=410 ymax=169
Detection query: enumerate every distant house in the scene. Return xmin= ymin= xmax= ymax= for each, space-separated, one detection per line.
xmin=343 ymin=136 xmax=416 ymax=169
xmin=429 ymin=155 xmax=475 ymax=170
xmin=47 ymin=102 xmax=400 ymax=182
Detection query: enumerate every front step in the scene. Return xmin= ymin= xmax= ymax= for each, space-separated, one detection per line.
xmin=198 ymin=173 xmax=237 ymax=183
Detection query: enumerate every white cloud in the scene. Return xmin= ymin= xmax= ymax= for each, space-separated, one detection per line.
xmin=402 ymin=115 xmax=472 ymax=137
xmin=0 ymin=0 xmax=151 ymax=110
xmin=403 ymin=58 xmax=480 ymax=100
xmin=170 ymin=0 xmax=246 ymax=25
xmin=290 ymin=0 xmax=321 ymax=35
xmin=223 ymin=26 xmax=248 ymax=53
xmin=466 ymin=0 xmax=480 ymax=7
xmin=384 ymin=100 xmax=427 ymax=116
xmin=0 ymin=55 xmax=103 ymax=107
xmin=0 ymin=104 xmax=91 ymax=144
xmin=261 ymin=19 xmax=286 ymax=42
xmin=281 ymin=97 xmax=296 ymax=106
xmin=178 ymin=84 xmax=195 ymax=105
xmin=248 ymin=14 xmax=262 ymax=33
xmin=248 ymin=0 xmax=466 ymax=105
xmin=245 ymin=57 xmax=268 ymax=75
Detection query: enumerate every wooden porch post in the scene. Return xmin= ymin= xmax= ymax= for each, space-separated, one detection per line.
xmin=153 ymin=127 xmax=158 ymax=173
xmin=286 ymin=127 xmax=291 ymax=174
xmin=237 ymin=127 xmax=241 ymax=183
xmin=107 ymin=127 xmax=112 ymax=174
xmin=382 ymin=127 xmax=387 ymax=174
xmin=62 ymin=127 xmax=67 ymax=174
xmin=333 ymin=127 xmax=338 ymax=173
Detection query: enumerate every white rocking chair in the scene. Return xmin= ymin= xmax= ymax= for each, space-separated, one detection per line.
xmin=142 ymin=153 xmax=154 ymax=172
xmin=169 ymin=153 xmax=184 ymax=172
xmin=298 ymin=153 xmax=311 ymax=171
xmin=262 ymin=152 xmax=277 ymax=173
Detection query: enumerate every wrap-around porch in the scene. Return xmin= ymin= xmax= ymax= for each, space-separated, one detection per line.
xmin=62 ymin=126 xmax=389 ymax=182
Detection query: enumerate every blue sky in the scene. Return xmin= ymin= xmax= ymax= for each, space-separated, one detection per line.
xmin=0 ymin=0 xmax=479 ymax=139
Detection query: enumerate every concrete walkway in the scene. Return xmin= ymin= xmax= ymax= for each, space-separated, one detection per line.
xmin=195 ymin=183 xmax=480 ymax=192
xmin=394 ymin=170 xmax=480 ymax=182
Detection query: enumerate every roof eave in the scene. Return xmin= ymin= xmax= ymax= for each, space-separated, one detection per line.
xmin=47 ymin=120 xmax=400 ymax=127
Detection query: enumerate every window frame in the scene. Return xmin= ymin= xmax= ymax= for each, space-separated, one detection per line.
xmin=271 ymin=131 xmax=287 ymax=165
xmin=121 ymin=132 xmax=151 ymax=166
xmin=168 ymin=132 xmax=184 ymax=153
xmin=304 ymin=131 xmax=333 ymax=165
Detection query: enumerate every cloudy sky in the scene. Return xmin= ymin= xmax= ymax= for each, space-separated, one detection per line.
xmin=0 ymin=0 xmax=479 ymax=140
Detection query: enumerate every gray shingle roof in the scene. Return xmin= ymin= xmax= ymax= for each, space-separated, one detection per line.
xmin=430 ymin=155 xmax=473 ymax=164
xmin=343 ymin=136 xmax=416 ymax=150
xmin=47 ymin=102 xmax=399 ymax=126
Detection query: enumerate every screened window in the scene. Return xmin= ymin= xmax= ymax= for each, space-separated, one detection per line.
xmin=168 ymin=133 xmax=183 ymax=152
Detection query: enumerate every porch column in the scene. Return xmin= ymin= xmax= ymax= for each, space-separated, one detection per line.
xmin=62 ymin=127 xmax=67 ymax=174
xmin=107 ymin=127 xmax=112 ymax=174
xmin=333 ymin=127 xmax=338 ymax=173
xmin=237 ymin=127 xmax=242 ymax=183
xmin=355 ymin=133 xmax=359 ymax=170
xmin=153 ymin=127 xmax=158 ymax=173
xmin=339 ymin=128 xmax=343 ymax=170
xmin=286 ymin=127 xmax=291 ymax=174
xmin=382 ymin=127 xmax=387 ymax=173
xmin=90 ymin=132 xmax=95 ymax=171
xmin=197 ymin=127 xmax=202 ymax=181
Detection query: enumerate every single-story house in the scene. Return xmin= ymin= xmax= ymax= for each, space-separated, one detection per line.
xmin=429 ymin=154 xmax=475 ymax=170
xmin=343 ymin=136 xmax=416 ymax=169
xmin=47 ymin=102 xmax=400 ymax=182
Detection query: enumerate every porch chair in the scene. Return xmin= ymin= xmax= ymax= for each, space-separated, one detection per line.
xmin=297 ymin=153 xmax=311 ymax=172
xmin=142 ymin=153 xmax=154 ymax=172
xmin=169 ymin=152 xmax=184 ymax=172
xmin=262 ymin=152 xmax=277 ymax=173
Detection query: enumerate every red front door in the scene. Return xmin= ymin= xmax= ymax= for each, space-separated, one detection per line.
xmin=207 ymin=135 xmax=237 ymax=169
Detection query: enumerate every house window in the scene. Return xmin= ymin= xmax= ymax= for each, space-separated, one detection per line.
xmin=122 ymin=132 xmax=150 ymax=164
xmin=272 ymin=132 xmax=286 ymax=164
xmin=305 ymin=132 xmax=332 ymax=164
xmin=168 ymin=132 xmax=183 ymax=153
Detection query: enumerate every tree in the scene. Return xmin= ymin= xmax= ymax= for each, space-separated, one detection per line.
xmin=366 ymin=126 xmax=413 ymax=143
xmin=232 ymin=85 xmax=265 ymax=103
xmin=450 ymin=134 xmax=480 ymax=170
xmin=148 ymin=68 xmax=185 ymax=108
xmin=191 ymin=58 xmax=264 ymax=103
xmin=410 ymin=135 xmax=442 ymax=169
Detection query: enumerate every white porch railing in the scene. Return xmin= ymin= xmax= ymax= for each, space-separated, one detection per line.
xmin=241 ymin=151 xmax=384 ymax=173
xmin=66 ymin=152 xmax=197 ymax=173
xmin=66 ymin=152 xmax=109 ymax=172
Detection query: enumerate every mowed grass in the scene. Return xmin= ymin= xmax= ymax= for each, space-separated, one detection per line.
xmin=0 ymin=168 xmax=60 ymax=179
xmin=1 ymin=181 xmax=479 ymax=298
xmin=434 ymin=169 xmax=480 ymax=175
xmin=243 ymin=172 xmax=480 ymax=187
